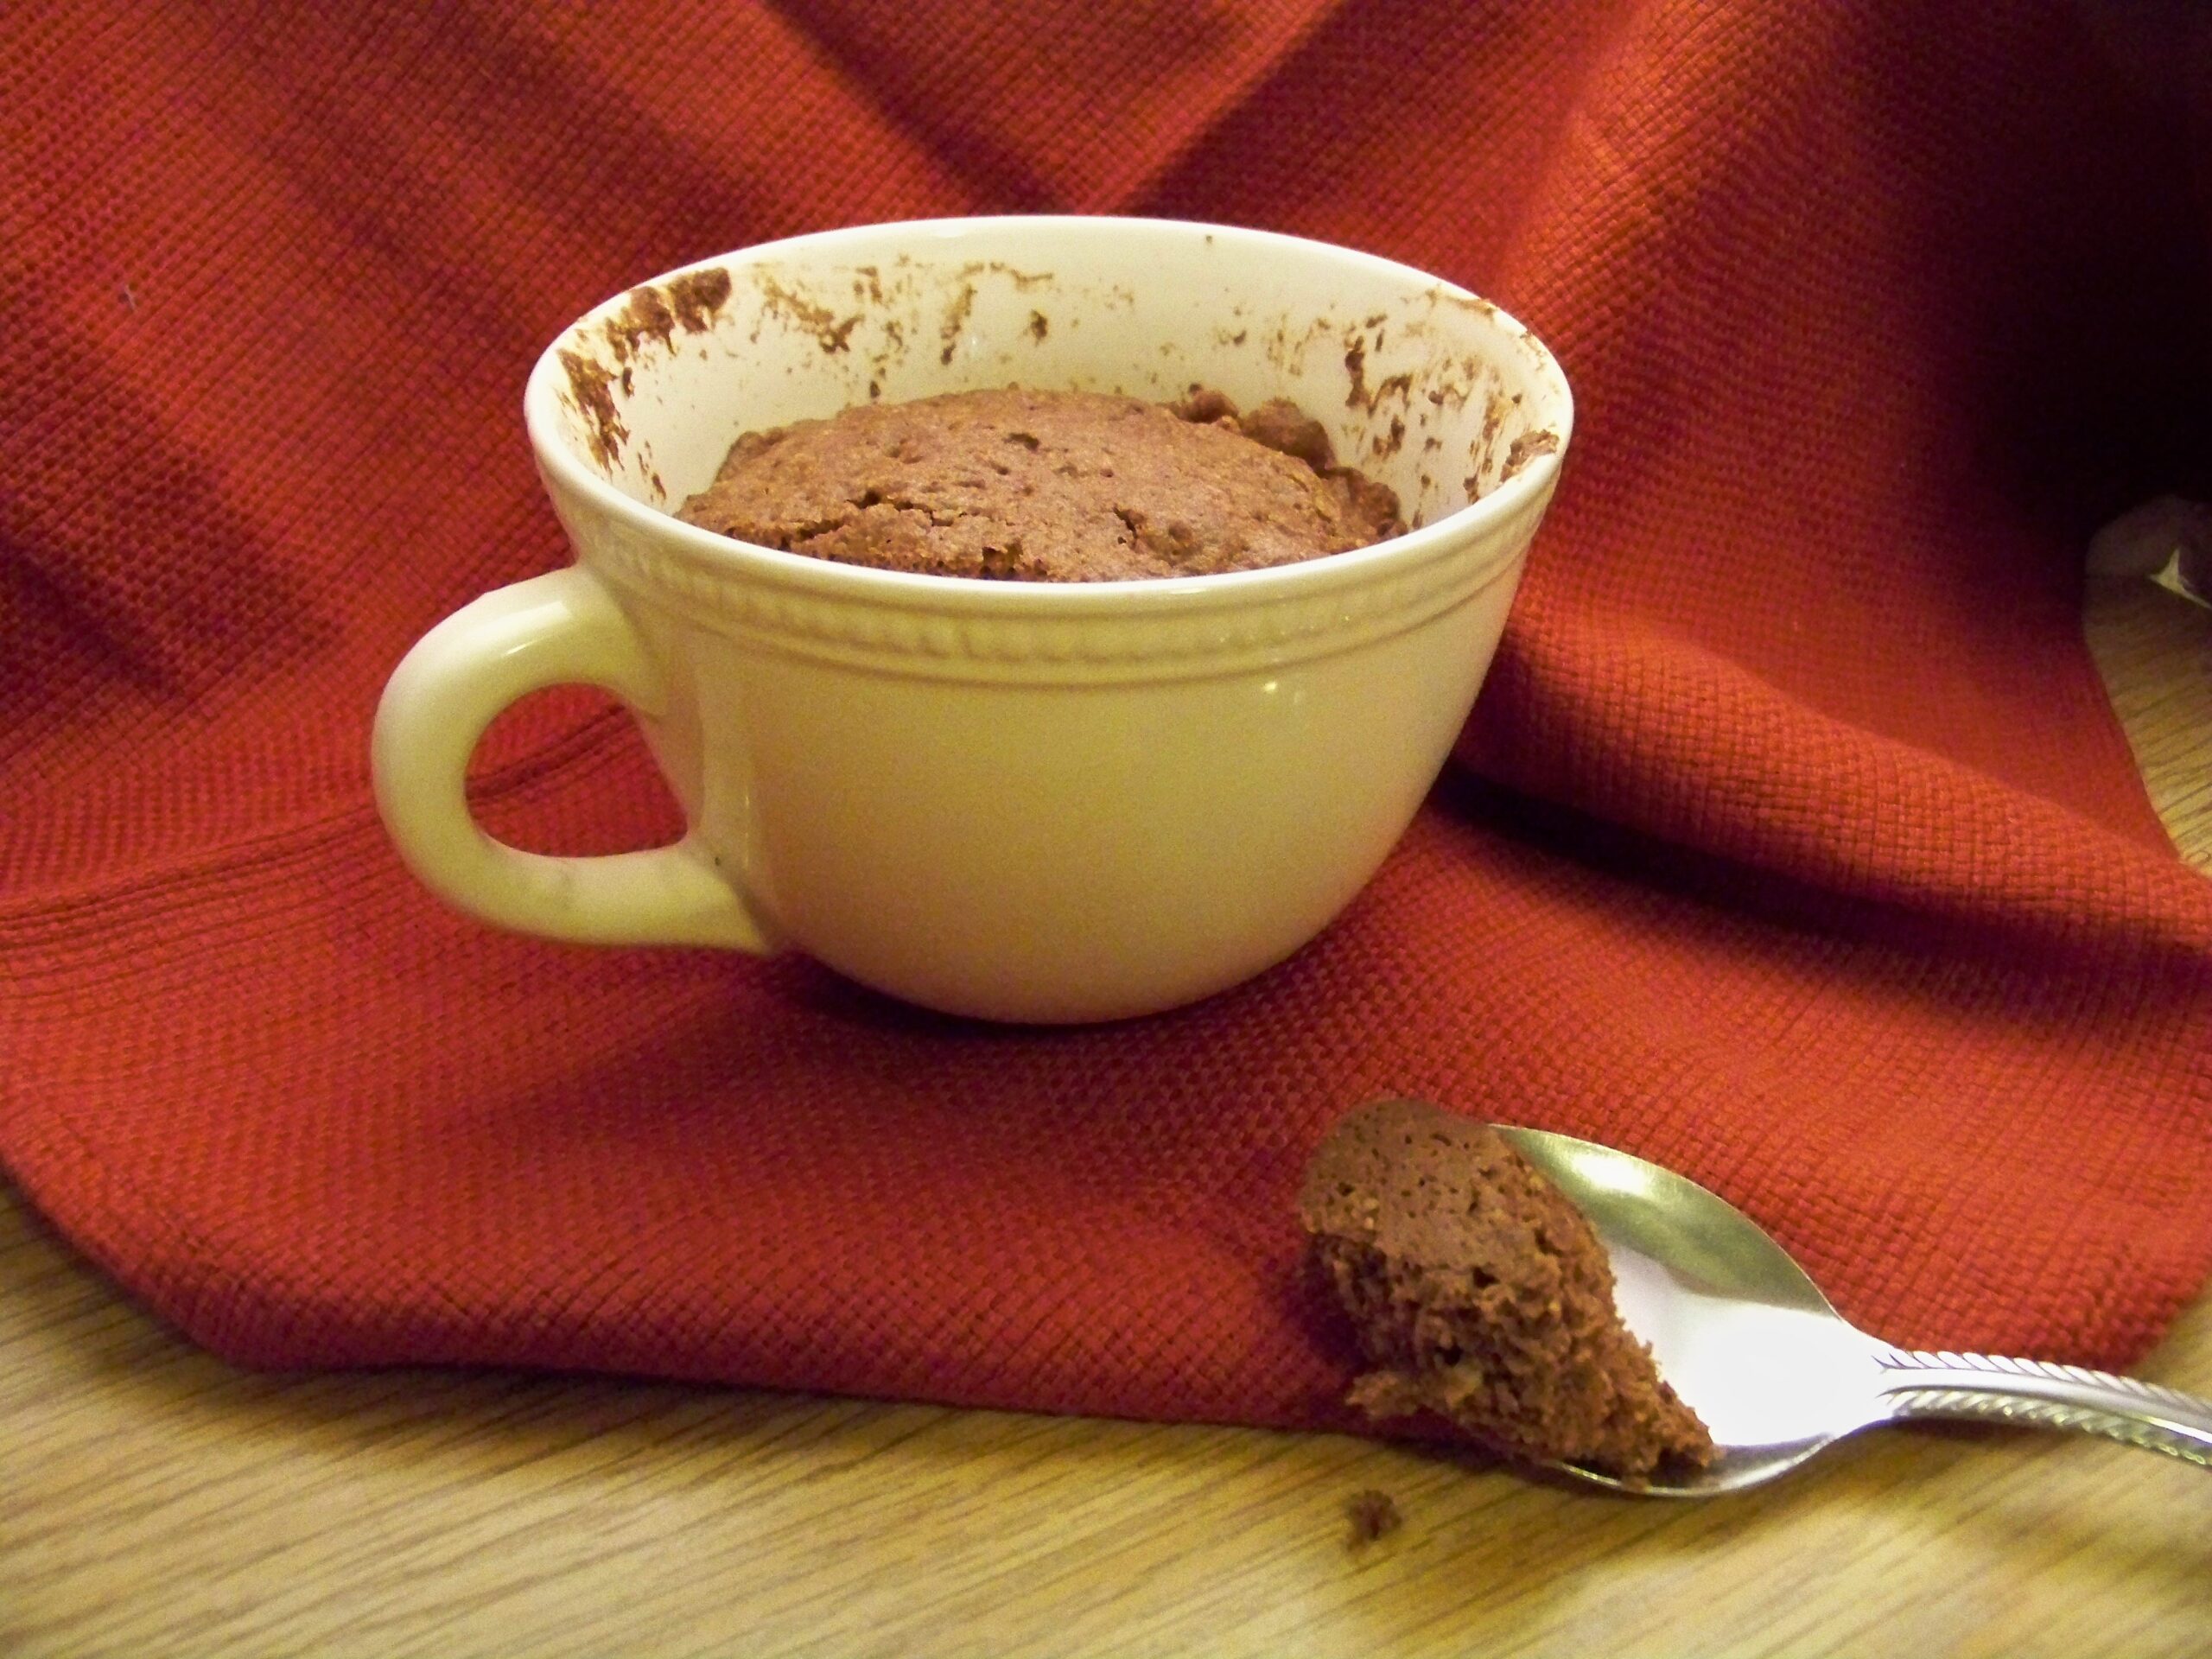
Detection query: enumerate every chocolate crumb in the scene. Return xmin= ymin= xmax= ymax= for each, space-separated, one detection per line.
xmin=1345 ymin=1489 xmax=1402 ymax=1548
xmin=1027 ymin=310 xmax=1049 ymax=342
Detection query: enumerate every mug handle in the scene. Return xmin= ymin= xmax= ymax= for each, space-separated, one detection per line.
xmin=371 ymin=566 xmax=774 ymax=950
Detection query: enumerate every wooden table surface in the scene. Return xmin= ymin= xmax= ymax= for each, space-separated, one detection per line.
xmin=6 ymin=575 xmax=2209 ymax=1659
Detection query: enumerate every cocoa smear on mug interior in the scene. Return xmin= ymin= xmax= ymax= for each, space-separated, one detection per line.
xmin=675 ymin=385 xmax=1406 ymax=582
xmin=565 ymin=269 xmax=734 ymax=467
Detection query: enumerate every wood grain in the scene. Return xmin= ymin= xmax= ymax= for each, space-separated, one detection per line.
xmin=4 ymin=577 xmax=2209 ymax=1659
xmin=2086 ymin=575 xmax=2212 ymax=866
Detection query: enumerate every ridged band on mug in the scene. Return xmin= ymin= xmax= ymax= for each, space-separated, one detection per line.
xmin=575 ymin=489 xmax=1550 ymax=683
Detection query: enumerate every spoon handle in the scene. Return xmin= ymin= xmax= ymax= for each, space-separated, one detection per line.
xmin=1875 ymin=1350 xmax=2212 ymax=1469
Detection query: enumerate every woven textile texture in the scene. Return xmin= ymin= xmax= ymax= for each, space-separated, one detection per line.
xmin=3 ymin=1 xmax=2209 ymax=1429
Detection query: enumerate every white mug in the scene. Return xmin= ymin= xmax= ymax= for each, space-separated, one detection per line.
xmin=372 ymin=217 xmax=1572 ymax=1022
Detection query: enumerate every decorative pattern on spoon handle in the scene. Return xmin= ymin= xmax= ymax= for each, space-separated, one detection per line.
xmin=1876 ymin=1350 xmax=2212 ymax=1469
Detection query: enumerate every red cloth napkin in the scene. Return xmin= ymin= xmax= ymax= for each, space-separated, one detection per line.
xmin=4 ymin=3 xmax=2210 ymax=1427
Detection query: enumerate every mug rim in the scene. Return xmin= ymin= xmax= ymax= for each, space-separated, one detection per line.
xmin=523 ymin=214 xmax=1573 ymax=615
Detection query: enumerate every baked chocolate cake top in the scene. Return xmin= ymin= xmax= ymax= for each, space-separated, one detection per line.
xmin=676 ymin=385 xmax=1403 ymax=582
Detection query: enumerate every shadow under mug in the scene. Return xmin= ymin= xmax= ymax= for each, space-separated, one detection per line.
xmin=372 ymin=216 xmax=1573 ymax=1023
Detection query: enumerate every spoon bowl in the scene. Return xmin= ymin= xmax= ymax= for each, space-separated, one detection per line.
xmin=1490 ymin=1123 xmax=2212 ymax=1495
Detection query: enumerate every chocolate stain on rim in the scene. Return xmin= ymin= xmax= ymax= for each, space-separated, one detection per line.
xmin=1501 ymin=428 xmax=1560 ymax=479
xmin=569 ymin=263 xmax=1531 ymax=488
xmin=868 ymin=317 xmax=907 ymax=387
xmin=1264 ymin=315 xmax=1334 ymax=374
xmin=1341 ymin=335 xmax=1413 ymax=414
xmin=570 ymin=269 xmax=732 ymax=466
xmin=665 ymin=268 xmax=733 ymax=333
xmin=601 ymin=269 xmax=732 ymax=364
xmin=939 ymin=281 xmax=976 ymax=365
xmin=1430 ymin=288 xmax=1503 ymax=323
xmin=957 ymin=259 xmax=1053 ymax=290
xmin=560 ymin=350 xmax=626 ymax=469
xmin=602 ymin=286 xmax=674 ymax=364
xmin=1421 ymin=356 xmax=1483 ymax=411
xmin=754 ymin=273 xmax=862 ymax=354
xmin=1466 ymin=387 xmax=1510 ymax=493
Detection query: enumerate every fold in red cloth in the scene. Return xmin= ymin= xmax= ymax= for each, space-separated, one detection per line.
xmin=4 ymin=2 xmax=2209 ymax=1427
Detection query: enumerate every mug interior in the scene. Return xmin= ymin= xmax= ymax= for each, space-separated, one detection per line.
xmin=528 ymin=217 xmax=1570 ymax=564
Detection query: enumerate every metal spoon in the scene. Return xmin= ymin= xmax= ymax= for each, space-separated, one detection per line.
xmin=1492 ymin=1123 xmax=2212 ymax=1496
